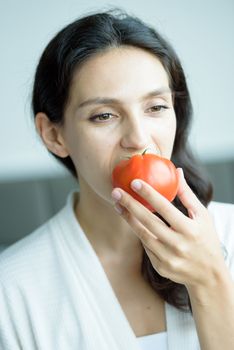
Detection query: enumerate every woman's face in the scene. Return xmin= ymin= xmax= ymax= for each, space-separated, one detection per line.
xmin=62 ymin=46 xmax=176 ymax=204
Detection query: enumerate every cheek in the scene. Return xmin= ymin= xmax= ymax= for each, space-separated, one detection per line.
xmin=66 ymin=128 xmax=112 ymax=179
xmin=165 ymin=112 xmax=176 ymax=141
xmin=152 ymin=115 xmax=176 ymax=148
xmin=170 ymin=116 xmax=177 ymax=143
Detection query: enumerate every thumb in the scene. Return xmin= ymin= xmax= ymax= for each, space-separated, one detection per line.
xmin=176 ymin=168 xmax=204 ymax=219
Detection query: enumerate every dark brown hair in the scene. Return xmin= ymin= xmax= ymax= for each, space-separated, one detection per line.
xmin=32 ymin=8 xmax=213 ymax=313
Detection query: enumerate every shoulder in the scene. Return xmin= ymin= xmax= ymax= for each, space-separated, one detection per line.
xmin=0 ymin=205 xmax=67 ymax=288
xmin=208 ymin=201 xmax=234 ymax=276
xmin=0 ymin=192 xmax=80 ymax=347
xmin=208 ymin=200 xmax=234 ymax=215
xmin=0 ymin=191 xmax=79 ymax=290
xmin=208 ymin=201 xmax=234 ymax=234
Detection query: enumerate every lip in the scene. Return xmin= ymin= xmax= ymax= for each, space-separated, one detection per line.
xmin=112 ymin=147 xmax=161 ymax=172
xmin=120 ymin=147 xmax=161 ymax=160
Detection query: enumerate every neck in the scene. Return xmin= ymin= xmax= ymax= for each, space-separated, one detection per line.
xmin=74 ymin=186 xmax=144 ymax=272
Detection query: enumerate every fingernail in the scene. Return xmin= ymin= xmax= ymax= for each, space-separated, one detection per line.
xmin=111 ymin=189 xmax=122 ymax=201
xmin=178 ymin=168 xmax=184 ymax=179
xmin=188 ymin=209 xmax=195 ymax=219
xmin=131 ymin=180 xmax=142 ymax=191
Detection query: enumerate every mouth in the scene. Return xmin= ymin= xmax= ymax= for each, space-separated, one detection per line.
xmin=112 ymin=147 xmax=161 ymax=171
xmin=120 ymin=147 xmax=161 ymax=160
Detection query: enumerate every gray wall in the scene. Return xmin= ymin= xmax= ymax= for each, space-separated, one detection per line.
xmin=0 ymin=159 xmax=233 ymax=248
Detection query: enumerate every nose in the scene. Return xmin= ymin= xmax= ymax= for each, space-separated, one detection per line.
xmin=120 ymin=115 xmax=150 ymax=151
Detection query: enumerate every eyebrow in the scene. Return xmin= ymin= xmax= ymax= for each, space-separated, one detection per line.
xmin=77 ymin=87 xmax=172 ymax=109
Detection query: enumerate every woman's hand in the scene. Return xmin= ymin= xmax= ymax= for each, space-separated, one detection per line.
xmin=111 ymin=168 xmax=228 ymax=290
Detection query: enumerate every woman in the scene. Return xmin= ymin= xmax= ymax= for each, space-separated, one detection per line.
xmin=0 ymin=9 xmax=233 ymax=350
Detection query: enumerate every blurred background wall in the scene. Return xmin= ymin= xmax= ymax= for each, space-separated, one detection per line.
xmin=0 ymin=0 xmax=233 ymax=249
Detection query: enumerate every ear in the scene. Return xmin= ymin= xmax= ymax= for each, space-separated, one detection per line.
xmin=35 ymin=112 xmax=69 ymax=158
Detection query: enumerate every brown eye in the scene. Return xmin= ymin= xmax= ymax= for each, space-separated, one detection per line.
xmin=89 ymin=113 xmax=113 ymax=122
xmin=148 ymin=105 xmax=169 ymax=112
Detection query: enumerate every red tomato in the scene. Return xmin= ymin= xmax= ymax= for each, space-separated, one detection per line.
xmin=112 ymin=150 xmax=179 ymax=212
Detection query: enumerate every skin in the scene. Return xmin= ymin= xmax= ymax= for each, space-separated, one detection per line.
xmin=36 ymin=46 xmax=234 ymax=348
xmin=112 ymin=174 xmax=234 ymax=349
xmin=36 ymin=46 xmax=176 ymax=268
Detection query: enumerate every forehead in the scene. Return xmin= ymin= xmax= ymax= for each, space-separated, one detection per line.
xmin=69 ymin=46 xmax=170 ymax=103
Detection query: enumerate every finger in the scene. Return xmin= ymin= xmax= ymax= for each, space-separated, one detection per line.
xmin=176 ymin=168 xmax=206 ymax=219
xmin=120 ymin=208 xmax=175 ymax=263
xmin=128 ymin=179 xmax=190 ymax=233
xmin=143 ymin=245 xmax=162 ymax=263
xmin=112 ymin=189 xmax=179 ymax=246
xmin=119 ymin=206 xmax=159 ymax=244
xmin=143 ymin=245 xmax=162 ymax=271
xmin=143 ymin=245 xmax=180 ymax=281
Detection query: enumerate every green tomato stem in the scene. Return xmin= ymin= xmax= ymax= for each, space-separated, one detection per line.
xmin=142 ymin=147 xmax=153 ymax=155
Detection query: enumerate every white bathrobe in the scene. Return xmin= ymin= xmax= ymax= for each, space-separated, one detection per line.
xmin=0 ymin=192 xmax=233 ymax=350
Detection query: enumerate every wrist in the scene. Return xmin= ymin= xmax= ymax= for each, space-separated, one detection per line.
xmin=186 ymin=264 xmax=233 ymax=307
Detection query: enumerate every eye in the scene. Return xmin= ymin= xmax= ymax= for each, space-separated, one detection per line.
xmin=147 ymin=105 xmax=169 ymax=113
xmin=89 ymin=113 xmax=115 ymax=123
